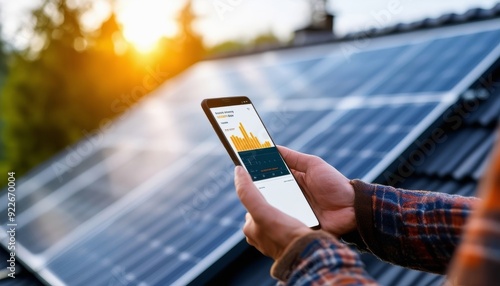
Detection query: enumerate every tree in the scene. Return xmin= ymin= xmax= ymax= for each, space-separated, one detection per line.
xmin=0 ymin=19 xmax=8 ymax=166
xmin=177 ymin=0 xmax=205 ymax=63
xmin=2 ymin=0 xmax=85 ymax=174
xmin=0 ymin=31 xmax=7 ymax=86
xmin=154 ymin=0 xmax=205 ymax=75
xmin=207 ymin=40 xmax=247 ymax=57
xmin=251 ymin=31 xmax=281 ymax=48
xmin=206 ymin=31 xmax=282 ymax=57
xmin=1 ymin=0 xmax=206 ymax=178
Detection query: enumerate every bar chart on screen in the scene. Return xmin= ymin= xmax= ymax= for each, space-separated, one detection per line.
xmin=230 ymin=122 xmax=272 ymax=152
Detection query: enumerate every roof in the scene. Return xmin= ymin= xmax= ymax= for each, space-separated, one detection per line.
xmin=361 ymin=86 xmax=500 ymax=285
xmin=209 ymin=3 xmax=500 ymax=59
xmin=0 ymin=249 xmax=42 ymax=285
xmin=207 ymin=7 xmax=500 ymax=285
xmin=342 ymin=3 xmax=500 ymax=41
xmin=207 ymin=86 xmax=500 ymax=285
xmin=1 ymin=4 xmax=500 ymax=286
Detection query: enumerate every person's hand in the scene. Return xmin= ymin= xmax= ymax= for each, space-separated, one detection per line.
xmin=278 ymin=146 xmax=356 ymax=236
xmin=234 ymin=166 xmax=312 ymax=260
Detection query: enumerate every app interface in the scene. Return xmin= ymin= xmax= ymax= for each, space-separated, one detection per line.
xmin=211 ymin=103 xmax=318 ymax=227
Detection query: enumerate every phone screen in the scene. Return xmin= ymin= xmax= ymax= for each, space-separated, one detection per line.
xmin=209 ymin=102 xmax=319 ymax=227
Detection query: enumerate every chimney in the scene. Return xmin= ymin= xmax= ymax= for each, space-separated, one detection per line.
xmin=294 ymin=0 xmax=335 ymax=45
xmin=311 ymin=0 xmax=334 ymax=31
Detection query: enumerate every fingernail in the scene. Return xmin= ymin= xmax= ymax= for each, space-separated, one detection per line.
xmin=235 ymin=165 xmax=243 ymax=175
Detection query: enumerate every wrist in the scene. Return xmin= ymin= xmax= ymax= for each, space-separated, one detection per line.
xmin=326 ymin=182 xmax=357 ymax=236
xmin=345 ymin=206 xmax=357 ymax=234
xmin=276 ymin=227 xmax=311 ymax=260
xmin=345 ymin=181 xmax=357 ymax=234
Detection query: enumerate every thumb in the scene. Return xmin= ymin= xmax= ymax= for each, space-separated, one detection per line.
xmin=234 ymin=166 xmax=270 ymax=220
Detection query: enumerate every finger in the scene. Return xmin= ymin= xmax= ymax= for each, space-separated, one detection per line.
xmin=243 ymin=214 xmax=256 ymax=245
xmin=246 ymin=236 xmax=256 ymax=247
xmin=278 ymin=146 xmax=319 ymax=173
xmin=244 ymin=212 xmax=252 ymax=227
xmin=234 ymin=166 xmax=270 ymax=220
xmin=243 ymin=215 xmax=252 ymax=234
xmin=291 ymin=169 xmax=306 ymax=188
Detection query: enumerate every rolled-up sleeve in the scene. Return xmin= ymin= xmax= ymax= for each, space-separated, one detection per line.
xmin=272 ymin=231 xmax=378 ymax=285
xmin=343 ymin=180 xmax=478 ymax=274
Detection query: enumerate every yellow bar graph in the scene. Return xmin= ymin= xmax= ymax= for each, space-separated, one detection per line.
xmin=230 ymin=123 xmax=272 ymax=152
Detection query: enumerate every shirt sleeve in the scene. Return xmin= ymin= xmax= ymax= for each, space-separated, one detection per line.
xmin=447 ymin=136 xmax=500 ymax=284
xmin=343 ymin=180 xmax=479 ymax=274
xmin=272 ymin=231 xmax=378 ymax=286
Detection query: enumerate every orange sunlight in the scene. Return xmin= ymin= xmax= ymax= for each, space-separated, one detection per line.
xmin=116 ymin=0 xmax=178 ymax=53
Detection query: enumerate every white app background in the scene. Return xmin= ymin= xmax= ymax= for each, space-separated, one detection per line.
xmin=210 ymin=104 xmax=318 ymax=227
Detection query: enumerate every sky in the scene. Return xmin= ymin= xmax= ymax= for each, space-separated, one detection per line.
xmin=0 ymin=0 xmax=499 ymax=51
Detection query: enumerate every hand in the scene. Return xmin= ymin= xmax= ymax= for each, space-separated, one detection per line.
xmin=278 ymin=146 xmax=356 ymax=236
xmin=234 ymin=166 xmax=312 ymax=260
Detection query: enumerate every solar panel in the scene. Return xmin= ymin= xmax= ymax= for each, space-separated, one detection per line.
xmin=1 ymin=20 xmax=500 ymax=285
xmin=31 ymin=101 xmax=442 ymax=286
xmin=368 ymin=29 xmax=500 ymax=95
xmin=306 ymin=103 xmax=437 ymax=178
xmin=0 ymin=148 xmax=180 ymax=256
xmin=305 ymin=45 xmax=412 ymax=97
xmin=43 ymin=154 xmax=242 ymax=286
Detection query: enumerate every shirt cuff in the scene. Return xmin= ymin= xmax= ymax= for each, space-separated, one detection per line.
xmin=271 ymin=230 xmax=337 ymax=281
xmin=340 ymin=180 xmax=376 ymax=252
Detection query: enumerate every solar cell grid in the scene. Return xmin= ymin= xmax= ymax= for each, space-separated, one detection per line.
xmin=0 ymin=148 xmax=116 ymax=217
xmin=306 ymin=45 xmax=411 ymax=97
xmin=260 ymin=58 xmax=331 ymax=97
xmin=300 ymin=103 xmax=438 ymax=178
xmin=6 ymin=149 xmax=179 ymax=254
xmin=45 ymin=155 xmax=243 ymax=286
xmin=368 ymin=29 xmax=500 ymax=94
xmin=261 ymin=110 xmax=331 ymax=144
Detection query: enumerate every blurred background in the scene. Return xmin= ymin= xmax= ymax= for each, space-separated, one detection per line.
xmin=0 ymin=0 xmax=498 ymax=181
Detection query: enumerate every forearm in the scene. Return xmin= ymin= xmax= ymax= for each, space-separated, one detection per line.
xmin=273 ymin=231 xmax=377 ymax=285
xmin=344 ymin=180 xmax=479 ymax=274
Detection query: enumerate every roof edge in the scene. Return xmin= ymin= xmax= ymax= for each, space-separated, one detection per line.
xmin=206 ymin=3 xmax=500 ymax=60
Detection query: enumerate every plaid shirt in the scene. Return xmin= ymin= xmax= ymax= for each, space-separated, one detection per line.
xmin=274 ymin=232 xmax=378 ymax=285
xmin=447 ymin=137 xmax=500 ymax=285
xmin=347 ymin=180 xmax=478 ymax=274
xmin=272 ymin=138 xmax=500 ymax=285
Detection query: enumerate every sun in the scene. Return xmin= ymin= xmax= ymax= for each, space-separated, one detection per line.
xmin=116 ymin=0 xmax=178 ymax=53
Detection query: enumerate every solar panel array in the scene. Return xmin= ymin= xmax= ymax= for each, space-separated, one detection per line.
xmin=1 ymin=20 xmax=500 ymax=285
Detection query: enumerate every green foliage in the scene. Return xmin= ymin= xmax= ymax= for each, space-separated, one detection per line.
xmin=176 ymin=0 xmax=205 ymax=65
xmin=0 ymin=0 xmax=205 ymax=179
xmin=207 ymin=40 xmax=247 ymax=57
xmin=207 ymin=31 xmax=282 ymax=57
xmin=0 ymin=39 xmax=6 ymax=86
xmin=251 ymin=31 xmax=281 ymax=47
xmin=0 ymin=20 xmax=9 ymax=170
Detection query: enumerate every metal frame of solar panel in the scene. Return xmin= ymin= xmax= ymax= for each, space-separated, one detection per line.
xmin=1 ymin=18 xmax=500 ymax=286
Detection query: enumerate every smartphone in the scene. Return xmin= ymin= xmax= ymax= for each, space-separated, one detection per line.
xmin=201 ymin=96 xmax=320 ymax=228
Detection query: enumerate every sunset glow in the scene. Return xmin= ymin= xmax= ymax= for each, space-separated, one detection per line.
xmin=116 ymin=0 xmax=178 ymax=53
